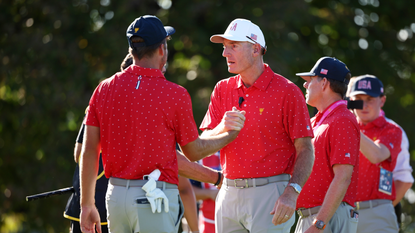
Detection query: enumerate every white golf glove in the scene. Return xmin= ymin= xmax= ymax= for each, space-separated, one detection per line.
xmin=142 ymin=177 xmax=169 ymax=213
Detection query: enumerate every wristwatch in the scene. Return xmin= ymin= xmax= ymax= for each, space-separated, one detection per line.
xmin=313 ymin=219 xmax=326 ymax=230
xmin=288 ymin=183 xmax=302 ymax=194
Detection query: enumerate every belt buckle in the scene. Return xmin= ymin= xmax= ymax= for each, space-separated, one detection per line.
xmin=297 ymin=209 xmax=304 ymax=218
xmin=234 ymin=179 xmax=248 ymax=188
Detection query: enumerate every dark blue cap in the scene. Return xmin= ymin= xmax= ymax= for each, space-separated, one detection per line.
xmin=126 ymin=15 xmax=175 ymax=48
xmin=296 ymin=57 xmax=351 ymax=84
xmin=349 ymin=75 xmax=384 ymax=97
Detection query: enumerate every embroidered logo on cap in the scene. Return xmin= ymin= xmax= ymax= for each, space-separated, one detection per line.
xmin=358 ymin=80 xmax=372 ymax=90
xmin=230 ymin=23 xmax=237 ymax=31
xmin=320 ymin=69 xmax=328 ymax=75
xmin=135 ymin=28 xmax=139 ymax=33
xmin=251 ymin=33 xmax=257 ymax=40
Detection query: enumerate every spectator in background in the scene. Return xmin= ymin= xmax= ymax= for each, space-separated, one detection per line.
xmin=347 ymin=76 xmax=413 ymax=228
xmin=348 ymin=75 xmax=402 ymax=233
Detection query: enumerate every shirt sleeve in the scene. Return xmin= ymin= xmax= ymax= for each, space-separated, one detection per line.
xmin=200 ymin=82 xmax=223 ymax=131
xmin=329 ymin=118 xmax=360 ymax=167
xmin=377 ymin=124 xmax=402 ymax=171
xmin=393 ymin=128 xmax=414 ymax=182
xmin=174 ymin=90 xmax=199 ymax=147
xmin=85 ymin=85 xmax=101 ymax=127
xmin=282 ymin=84 xmax=314 ymax=141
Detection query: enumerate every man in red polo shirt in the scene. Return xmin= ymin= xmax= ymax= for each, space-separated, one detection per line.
xmin=200 ymin=18 xmax=314 ymax=232
xmin=294 ymin=57 xmax=360 ymax=233
xmin=79 ymin=15 xmax=246 ymax=233
xmin=348 ymin=75 xmax=402 ymax=233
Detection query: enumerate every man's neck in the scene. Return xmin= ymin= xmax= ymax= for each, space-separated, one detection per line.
xmin=316 ymin=94 xmax=343 ymax=113
xmin=133 ymin=57 xmax=162 ymax=70
xmin=239 ymin=61 xmax=265 ymax=88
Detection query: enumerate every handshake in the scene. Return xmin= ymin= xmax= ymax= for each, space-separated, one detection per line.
xmin=142 ymin=169 xmax=169 ymax=214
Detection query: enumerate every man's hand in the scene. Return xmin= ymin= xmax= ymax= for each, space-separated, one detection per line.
xmin=216 ymin=107 xmax=246 ymax=133
xmin=270 ymin=187 xmax=298 ymax=225
xmin=80 ymin=205 xmax=102 ymax=233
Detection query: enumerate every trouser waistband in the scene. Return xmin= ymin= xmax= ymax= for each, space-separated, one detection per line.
xmin=109 ymin=177 xmax=177 ymax=190
xmin=297 ymin=202 xmax=350 ymax=218
xmin=223 ymin=174 xmax=290 ymax=188
xmin=355 ymin=199 xmax=391 ymax=210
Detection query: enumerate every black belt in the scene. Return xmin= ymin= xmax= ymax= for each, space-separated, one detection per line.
xmin=355 ymin=199 xmax=391 ymax=210
xmin=109 ymin=177 xmax=177 ymax=190
xmin=223 ymin=174 xmax=290 ymax=189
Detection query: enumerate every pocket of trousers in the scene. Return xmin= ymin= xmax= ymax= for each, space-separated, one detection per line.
xmin=135 ymin=192 xmax=182 ymax=233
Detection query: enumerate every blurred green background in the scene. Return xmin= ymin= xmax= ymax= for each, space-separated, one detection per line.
xmin=1 ymin=0 xmax=415 ymax=232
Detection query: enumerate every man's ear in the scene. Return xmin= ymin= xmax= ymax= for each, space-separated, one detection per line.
xmin=159 ymin=44 xmax=165 ymax=56
xmin=253 ymin=43 xmax=261 ymax=57
xmin=380 ymin=95 xmax=386 ymax=108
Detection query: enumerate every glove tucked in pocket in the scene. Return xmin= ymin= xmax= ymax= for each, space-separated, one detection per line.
xmin=142 ymin=178 xmax=169 ymax=213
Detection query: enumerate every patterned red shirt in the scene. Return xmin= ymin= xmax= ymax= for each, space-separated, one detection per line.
xmin=356 ymin=116 xmax=402 ymax=201
xmin=297 ymin=101 xmax=360 ymax=209
xmin=86 ymin=65 xmax=199 ymax=184
xmin=200 ymin=64 xmax=313 ymax=179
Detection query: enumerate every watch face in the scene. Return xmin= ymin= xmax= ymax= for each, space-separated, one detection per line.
xmin=314 ymin=220 xmax=326 ymax=229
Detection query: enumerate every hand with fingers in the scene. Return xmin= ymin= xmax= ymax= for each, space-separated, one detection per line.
xmin=218 ymin=106 xmax=246 ymax=133
xmin=270 ymin=189 xmax=298 ymax=225
xmin=80 ymin=205 xmax=102 ymax=233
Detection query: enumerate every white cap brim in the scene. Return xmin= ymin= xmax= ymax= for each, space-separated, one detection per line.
xmin=210 ymin=34 xmax=254 ymax=44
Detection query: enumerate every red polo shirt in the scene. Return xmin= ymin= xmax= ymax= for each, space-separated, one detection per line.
xmin=200 ymin=64 xmax=313 ymax=179
xmin=356 ymin=116 xmax=402 ymax=201
xmin=297 ymin=101 xmax=360 ymax=209
xmin=86 ymin=65 xmax=199 ymax=185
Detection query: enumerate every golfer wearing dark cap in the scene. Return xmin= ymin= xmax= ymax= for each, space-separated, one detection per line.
xmin=349 ymin=75 xmax=402 ymax=233
xmin=295 ymin=57 xmax=360 ymax=233
xmin=79 ymin=15 xmax=245 ymax=233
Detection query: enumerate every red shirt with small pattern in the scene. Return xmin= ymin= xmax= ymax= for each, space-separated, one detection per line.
xmin=200 ymin=64 xmax=313 ymax=179
xmin=356 ymin=116 xmax=402 ymax=202
xmin=86 ymin=65 xmax=199 ymax=185
xmin=297 ymin=101 xmax=360 ymax=209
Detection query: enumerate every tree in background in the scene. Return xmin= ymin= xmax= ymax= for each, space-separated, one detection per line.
xmin=1 ymin=0 xmax=414 ymax=232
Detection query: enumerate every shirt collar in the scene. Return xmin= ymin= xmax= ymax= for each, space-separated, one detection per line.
xmin=359 ymin=115 xmax=386 ymax=129
xmin=313 ymin=100 xmax=345 ymax=124
xmin=125 ymin=65 xmax=165 ymax=79
xmin=235 ymin=64 xmax=274 ymax=91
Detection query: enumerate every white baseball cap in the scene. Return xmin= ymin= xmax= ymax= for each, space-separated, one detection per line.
xmin=210 ymin=18 xmax=267 ymax=51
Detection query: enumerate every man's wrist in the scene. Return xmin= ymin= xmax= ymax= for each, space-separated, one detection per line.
xmin=214 ymin=171 xmax=222 ymax=186
xmin=288 ymin=183 xmax=302 ymax=194
xmin=312 ymin=219 xmax=326 ymax=230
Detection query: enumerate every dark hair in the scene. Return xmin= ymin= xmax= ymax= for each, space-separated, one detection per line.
xmin=120 ymin=54 xmax=133 ymax=71
xmin=319 ymin=73 xmax=351 ymax=99
xmin=128 ymin=36 xmax=169 ymax=60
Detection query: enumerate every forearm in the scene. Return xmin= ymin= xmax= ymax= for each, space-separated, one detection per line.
xmin=177 ymin=150 xmax=219 ymax=184
xmin=291 ymin=137 xmax=314 ymax=186
xmin=182 ymin=131 xmax=238 ymax=162
xmin=80 ymin=125 xmax=100 ymax=207
xmin=393 ymin=180 xmax=413 ymax=206
xmin=360 ymin=132 xmax=390 ymax=164
xmin=315 ymin=175 xmax=351 ymax=223
xmin=192 ymin=186 xmax=218 ymax=201
xmin=178 ymin=178 xmax=199 ymax=232
xmin=80 ymin=149 xmax=100 ymax=206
